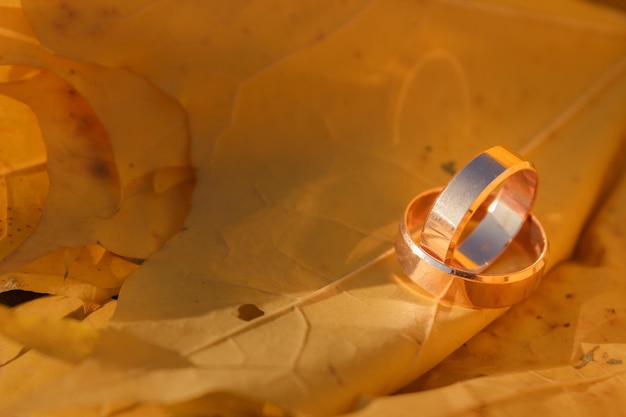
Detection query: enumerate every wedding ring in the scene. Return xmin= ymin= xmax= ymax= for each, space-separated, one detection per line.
xmin=397 ymin=188 xmax=548 ymax=308
xmin=420 ymin=146 xmax=538 ymax=272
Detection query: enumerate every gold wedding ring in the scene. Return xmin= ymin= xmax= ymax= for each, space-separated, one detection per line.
xmin=396 ymin=188 xmax=548 ymax=308
xmin=420 ymin=146 xmax=538 ymax=272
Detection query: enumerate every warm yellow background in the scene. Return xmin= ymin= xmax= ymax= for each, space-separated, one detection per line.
xmin=0 ymin=0 xmax=625 ymax=416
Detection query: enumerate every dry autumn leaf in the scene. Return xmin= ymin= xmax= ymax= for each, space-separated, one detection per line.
xmin=345 ymin=166 xmax=626 ymax=417
xmin=343 ymin=344 xmax=626 ymax=417
xmin=0 ymin=0 xmax=625 ymax=416
xmin=0 ymin=6 xmax=194 ymax=272
xmin=0 ymin=245 xmax=139 ymax=306
xmin=0 ymin=297 xmax=116 ymax=405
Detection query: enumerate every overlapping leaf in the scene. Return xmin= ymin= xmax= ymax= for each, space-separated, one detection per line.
xmin=0 ymin=1 xmax=625 ymax=416
xmin=0 ymin=6 xmax=194 ymax=284
xmin=346 ymin=164 xmax=626 ymax=416
xmin=0 ymin=245 xmax=138 ymax=306
xmin=0 ymin=297 xmax=116 ymax=404
xmin=345 ymin=344 xmax=626 ymax=417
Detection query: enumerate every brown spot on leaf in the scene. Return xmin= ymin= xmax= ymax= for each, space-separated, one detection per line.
xmin=90 ymin=160 xmax=112 ymax=179
xmin=54 ymin=2 xmax=80 ymax=33
xmin=237 ymin=304 xmax=264 ymax=321
xmin=314 ymin=32 xmax=326 ymax=42
xmin=607 ymin=359 xmax=623 ymax=365
xmin=441 ymin=160 xmax=457 ymax=175
xmin=60 ymin=2 xmax=79 ymax=19
xmin=75 ymin=114 xmax=95 ymax=133
xmin=99 ymin=7 xmax=122 ymax=18
xmin=328 ymin=363 xmax=345 ymax=386
xmin=574 ymin=345 xmax=600 ymax=369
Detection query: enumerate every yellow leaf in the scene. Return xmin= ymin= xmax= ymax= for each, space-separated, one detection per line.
xmin=0 ymin=302 xmax=98 ymax=362
xmin=397 ymin=148 xmax=626 ymax=396
xmin=1 ymin=0 xmax=626 ymax=416
xmin=0 ymin=5 xmax=194 ymax=271
xmin=0 ymin=299 xmax=116 ymax=409
xmin=350 ymin=133 xmax=626 ymax=416
xmin=0 ymin=295 xmax=84 ymax=366
xmin=0 ymin=245 xmax=139 ymax=305
xmin=1 ymin=392 xmax=288 ymax=417
xmin=342 ymin=344 xmax=626 ymax=417
xmin=0 ymin=90 xmax=48 ymax=259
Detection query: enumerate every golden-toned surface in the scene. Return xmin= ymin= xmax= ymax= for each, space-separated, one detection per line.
xmin=0 ymin=1 xmax=625 ymax=416
xmin=397 ymin=188 xmax=548 ymax=308
xmin=352 ymin=166 xmax=626 ymax=416
xmin=419 ymin=146 xmax=537 ymax=272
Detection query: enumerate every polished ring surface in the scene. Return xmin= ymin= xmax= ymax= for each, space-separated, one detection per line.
xmin=397 ymin=188 xmax=548 ymax=308
xmin=420 ymin=146 xmax=538 ymax=272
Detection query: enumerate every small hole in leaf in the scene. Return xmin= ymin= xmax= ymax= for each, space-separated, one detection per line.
xmin=238 ymin=304 xmax=264 ymax=321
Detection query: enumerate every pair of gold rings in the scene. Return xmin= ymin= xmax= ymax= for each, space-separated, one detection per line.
xmin=395 ymin=146 xmax=549 ymax=308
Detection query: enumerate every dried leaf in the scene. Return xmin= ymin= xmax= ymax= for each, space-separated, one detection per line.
xmin=0 ymin=301 xmax=98 ymax=362
xmin=398 ymin=150 xmax=626 ymax=390
xmin=0 ymin=245 xmax=138 ymax=305
xmin=0 ymin=90 xmax=48 ymax=259
xmin=346 ymin=131 xmax=626 ymax=416
xmin=0 ymin=5 xmax=193 ymax=271
xmin=342 ymin=344 xmax=626 ymax=417
xmin=1 ymin=1 xmax=626 ymax=416
xmin=0 ymin=295 xmax=84 ymax=366
xmin=0 ymin=298 xmax=116 ymax=408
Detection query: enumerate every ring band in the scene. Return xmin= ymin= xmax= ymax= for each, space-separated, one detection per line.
xmin=397 ymin=188 xmax=548 ymax=308
xmin=420 ymin=146 xmax=538 ymax=272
